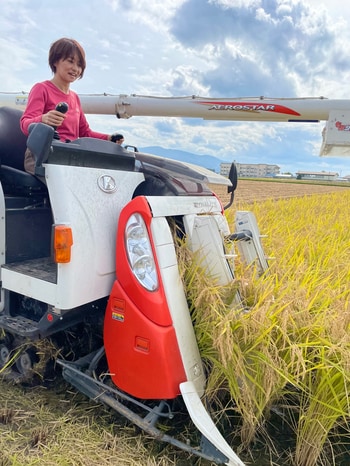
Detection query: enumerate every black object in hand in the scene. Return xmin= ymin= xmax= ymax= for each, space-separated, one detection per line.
xmin=53 ymin=102 xmax=69 ymax=139
xmin=55 ymin=102 xmax=69 ymax=114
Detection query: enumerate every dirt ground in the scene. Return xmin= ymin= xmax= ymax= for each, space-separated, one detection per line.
xmin=210 ymin=180 xmax=350 ymax=205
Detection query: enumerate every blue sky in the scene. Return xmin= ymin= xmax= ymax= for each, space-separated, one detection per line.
xmin=1 ymin=0 xmax=350 ymax=175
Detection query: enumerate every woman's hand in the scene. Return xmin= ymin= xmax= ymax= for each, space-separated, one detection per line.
xmin=41 ymin=109 xmax=66 ymax=127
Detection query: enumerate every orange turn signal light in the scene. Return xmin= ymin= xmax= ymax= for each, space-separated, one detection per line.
xmin=53 ymin=225 xmax=73 ymax=263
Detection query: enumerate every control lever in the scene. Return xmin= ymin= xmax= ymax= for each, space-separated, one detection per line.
xmin=53 ymin=102 xmax=69 ymax=140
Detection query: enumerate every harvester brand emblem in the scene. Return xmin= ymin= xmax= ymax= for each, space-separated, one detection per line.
xmin=97 ymin=175 xmax=117 ymax=193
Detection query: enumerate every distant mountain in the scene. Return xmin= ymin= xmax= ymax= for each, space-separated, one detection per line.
xmin=139 ymin=146 xmax=226 ymax=173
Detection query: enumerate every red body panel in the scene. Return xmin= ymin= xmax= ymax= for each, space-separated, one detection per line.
xmin=104 ymin=196 xmax=187 ymax=399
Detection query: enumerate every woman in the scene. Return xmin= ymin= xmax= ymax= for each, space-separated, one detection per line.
xmin=20 ymin=37 xmax=121 ymax=174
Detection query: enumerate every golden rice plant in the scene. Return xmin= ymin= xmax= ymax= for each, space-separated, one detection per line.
xmin=180 ymin=190 xmax=350 ymax=466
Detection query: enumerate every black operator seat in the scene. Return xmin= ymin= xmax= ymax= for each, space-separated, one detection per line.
xmin=0 ymin=106 xmax=47 ymax=195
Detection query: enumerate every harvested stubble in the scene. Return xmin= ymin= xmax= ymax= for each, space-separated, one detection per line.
xmin=0 ymin=380 xmax=179 ymax=465
xmin=210 ymin=179 xmax=350 ymax=207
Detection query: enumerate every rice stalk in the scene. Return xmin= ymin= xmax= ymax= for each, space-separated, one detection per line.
xmin=181 ymin=190 xmax=350 ymax=464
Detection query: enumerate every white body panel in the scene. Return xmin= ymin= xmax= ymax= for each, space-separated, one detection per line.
xmin=320 ymin=110 xmax=350 ymax=156
xmin=181 ymin=381 xmax=246 ymax=466
xmin=150 ymin=216 xmax=206 ymax=395
xmin=183 ymin=213 xmax=233 ymax=285
xmin=1 ymin=270 xmax=56 ymax=303
xmin=146 ymin=194 xmax=223 ymax=218
xmin=2 ymin=164 xmax=144 ymax=308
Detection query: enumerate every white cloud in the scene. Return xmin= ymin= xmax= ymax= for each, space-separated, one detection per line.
xmin=2 ymin=0 xmax=350 ymax=175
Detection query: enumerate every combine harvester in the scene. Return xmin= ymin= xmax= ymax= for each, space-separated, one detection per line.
xmin=0 ymin=91 xmax=348 ymax=465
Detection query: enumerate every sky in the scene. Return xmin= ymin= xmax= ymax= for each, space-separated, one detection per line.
xmin=2 ymin=0 xmax=350 ymax=175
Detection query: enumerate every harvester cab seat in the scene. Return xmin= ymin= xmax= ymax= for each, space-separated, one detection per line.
xmin=0 ymin=106 xmax=47 ymax=195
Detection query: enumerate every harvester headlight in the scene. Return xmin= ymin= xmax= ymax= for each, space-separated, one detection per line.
xmin=125 ymin=214 xmax=158 ymax=291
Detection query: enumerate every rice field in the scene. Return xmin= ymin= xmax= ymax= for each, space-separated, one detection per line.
xmin=1 ymin=180 xmax=350 ymax=466
xmin=200 ymin=182 xmax=350 ymax=465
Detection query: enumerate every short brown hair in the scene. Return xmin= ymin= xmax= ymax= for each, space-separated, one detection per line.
xmin=48 ymin=38 xmax=86 ymax=79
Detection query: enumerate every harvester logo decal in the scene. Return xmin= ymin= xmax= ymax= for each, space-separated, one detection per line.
xmin=335 ymin=121 xmax=350 ymax=131
xmin=197 ymin=100 xmax=301 ymax=116
xmin=97 ymin=174 xmax=117 ymax=193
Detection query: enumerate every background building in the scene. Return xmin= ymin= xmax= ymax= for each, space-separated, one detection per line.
xmin=295 ymin=171 xmax=339 ymax=181
xmin=220 ymin=162 xmax=280 ymax=178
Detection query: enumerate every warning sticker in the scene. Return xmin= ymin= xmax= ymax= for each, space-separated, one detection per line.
xmin=112 ymin=311 xmax=124 ymax=322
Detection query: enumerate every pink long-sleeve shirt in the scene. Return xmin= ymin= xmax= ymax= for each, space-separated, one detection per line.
xmin=20 ymin=80 xmax=108 ymax=142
